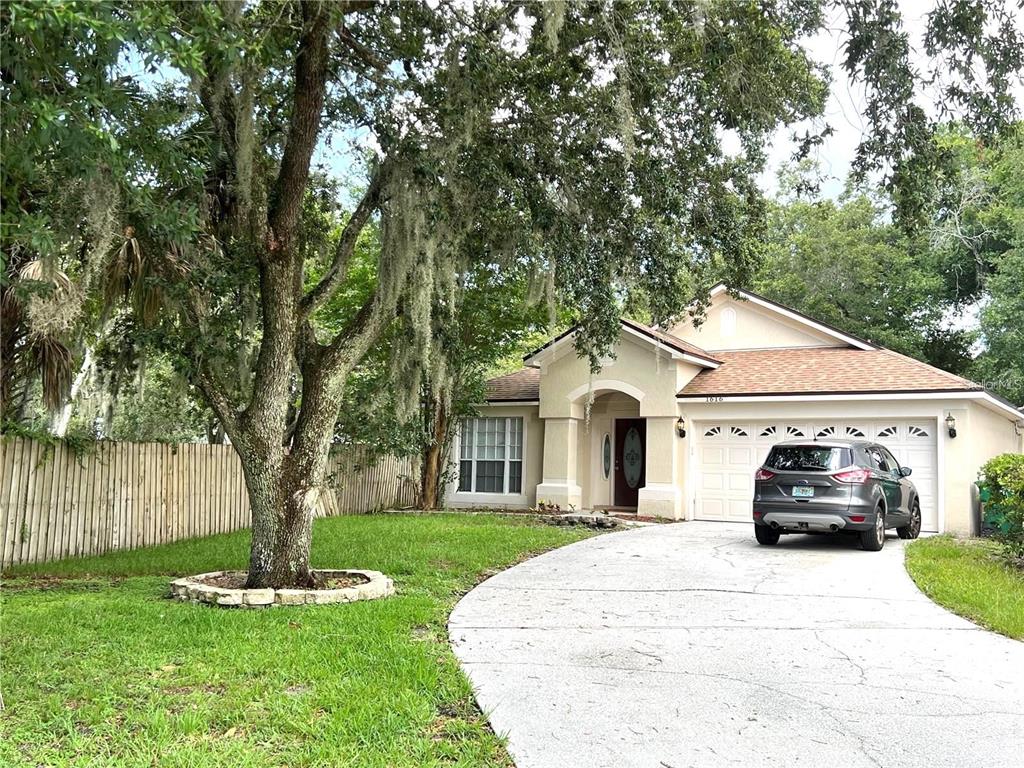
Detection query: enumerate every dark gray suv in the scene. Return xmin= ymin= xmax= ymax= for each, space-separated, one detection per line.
xmin=752 ymin=440 xmax=922 ymax=551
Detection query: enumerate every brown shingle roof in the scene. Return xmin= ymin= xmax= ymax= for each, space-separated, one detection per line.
xmin=677 ymin=347 xmax=980 ymax=397
xmin=488 ymin=348 xmax=986 ymax=404
xmin=485 ymin=368 xmax=540 ymax=402
xmin=524 ymin=319 xmax=720 ymax=367
xmin=618 ymin=318 xmax=721 ymax=365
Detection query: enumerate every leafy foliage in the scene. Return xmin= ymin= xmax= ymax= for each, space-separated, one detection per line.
xmin=948 ymin=130 xmax=1024 ymax=405
xmin=979 ymin=453 xmax=1024 ymax=564
xmin=2 ymin=1 xmax=1021 ymax=583
xmin=0 ymin=1 xmax=211 ymax=419
xmin=841 ymin=0 xmax=1024 ymax=228
xmin=754 ymin=190 xmax=955 ymax=362
xmin=104 ymin=356 xmax=210 ymax=444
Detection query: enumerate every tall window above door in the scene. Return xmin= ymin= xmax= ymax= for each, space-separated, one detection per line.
xmin=458 ymin=417 xmax=523 ymax=494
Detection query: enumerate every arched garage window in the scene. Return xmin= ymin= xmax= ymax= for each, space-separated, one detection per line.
xmin=458 ymin=417 xmax=523 ymax=494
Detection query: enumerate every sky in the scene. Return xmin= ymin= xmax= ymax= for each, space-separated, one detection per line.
xmin=311 ymin=2 xmax=1022 ymax=205
xmin=127 ymin=2 xmax=1021 ymax=212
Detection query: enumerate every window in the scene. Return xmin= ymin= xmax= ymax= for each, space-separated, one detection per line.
xmin=458 ymin=417 xmax=523 ymax=494
xmin=765 ymin=445 xmax=851 ymax=472
xmin=879 ymin=446 xmax=901 ymax=473
xmin=868 ymin=447 xmax=897 ymax=474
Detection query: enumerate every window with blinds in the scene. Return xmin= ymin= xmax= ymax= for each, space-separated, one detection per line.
xmin=458 ymin=417 xmax=523 ymax=494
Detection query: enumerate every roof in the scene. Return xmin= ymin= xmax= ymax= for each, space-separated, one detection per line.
xmin=706 ymin=283 xmax=877 ymax=351
xmin=523 ymin=318 xmax=721 ymax=369
xmin=483 ymin=288 xmax=1021 ymax=417
xmin=677 ymin=347 xmax=980 ymax=398
xmin=485 ymin=368 xmax=540 ymax=402
xmin=618 ymin=318 xmax=722 ymax=365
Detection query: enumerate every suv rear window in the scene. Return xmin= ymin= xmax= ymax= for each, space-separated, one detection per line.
xmin=764 ymin=446 xmax=852 ymax=472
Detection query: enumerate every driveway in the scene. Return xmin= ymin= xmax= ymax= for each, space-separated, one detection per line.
xmin=449 ymin=522 xmax=1024 ymax=768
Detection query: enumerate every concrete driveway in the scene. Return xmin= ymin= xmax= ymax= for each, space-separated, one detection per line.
xmin=449 ymin=522 xmax=1024 ymax=768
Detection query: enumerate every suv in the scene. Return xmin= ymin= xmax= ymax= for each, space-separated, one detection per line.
xmin=752 ymin=440 xmax=922 ymax=551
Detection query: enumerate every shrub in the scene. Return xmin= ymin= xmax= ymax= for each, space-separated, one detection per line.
xmin=978 ymin=454 xmax=1024 ymax=566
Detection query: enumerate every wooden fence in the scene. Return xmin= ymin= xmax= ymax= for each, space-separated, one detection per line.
xmin=0 ymin=437 xmax=418 ymax=568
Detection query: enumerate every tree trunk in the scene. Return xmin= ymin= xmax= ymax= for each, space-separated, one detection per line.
xmin=235 ymin=371 xmax=340 ymax=589
xmin=254 ymin=357 xmax=345 ymax=588
xmin=418 ymin=396 xmax=448 ymax=510
xmin=238 ymin=439 xmax=286 ymax=588
xmin=205 ymin=418 xmax=226 ymax=444
xmin=267 ymin=466 xmax=318 ymax=587
xmin=51 ymin=346 xmax=94 ymax=436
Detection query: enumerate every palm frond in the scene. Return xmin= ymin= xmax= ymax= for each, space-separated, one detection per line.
xmin=104 ymin=229 xmax=144 ymax=309
xmin=18 ymin=259 xmax=72 ymax=292
xmin=31 ymin=334 xmax=74 ymax=412
xmin=134 ymin=276 xmax=164 ymax=328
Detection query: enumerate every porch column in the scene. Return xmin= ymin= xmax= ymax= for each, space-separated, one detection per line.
xmin=535 ymin=417 xmax=583 ymax=510
xmin=638 ymin=416 xmax=683 ymax=519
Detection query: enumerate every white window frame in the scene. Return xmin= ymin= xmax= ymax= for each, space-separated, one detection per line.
xmin=456 ymin=416 xmax=525 ymax=497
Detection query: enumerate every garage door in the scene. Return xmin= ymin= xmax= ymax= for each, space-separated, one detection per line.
xmin=694 ymin=420 xmax=939 ymax=531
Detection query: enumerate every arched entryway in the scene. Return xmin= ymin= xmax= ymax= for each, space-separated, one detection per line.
xmin=536 ymin=379 xmax=683 ymax=519
xmin=580 ymin=390 xmax=644 ymax=510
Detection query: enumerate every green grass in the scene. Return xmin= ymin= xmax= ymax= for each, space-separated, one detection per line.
xmin=1 ymin=513 xmax=596 ymax=767
xmin=905 ymin=535 xmax=1024 ymax=640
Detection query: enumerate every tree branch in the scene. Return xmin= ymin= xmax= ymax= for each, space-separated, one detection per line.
xmin=300 ymin=158 xmax=391 ymax=319
xmin=196 ymin=364 xmax=241 ymax=442
xmin=318 ymin=285 xmax=388 ymax=378
xmin=338 ymin=23 xmax=390 ymax=74
xmin=266 ymin=1 xmax=332 ymax=256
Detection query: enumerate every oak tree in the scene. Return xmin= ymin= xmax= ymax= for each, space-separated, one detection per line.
xmin=3 ymin=1 xmax=1020 ymax=587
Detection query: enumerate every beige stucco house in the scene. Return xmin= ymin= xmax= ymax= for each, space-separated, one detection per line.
xmin=445 ymin=285 xmax=1024 ymax=534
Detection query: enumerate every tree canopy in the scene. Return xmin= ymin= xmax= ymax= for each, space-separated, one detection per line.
xmin=2 ymin=0 xmax=1021 ymax=586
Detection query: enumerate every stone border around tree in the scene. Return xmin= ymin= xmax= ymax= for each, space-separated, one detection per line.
xmin=169 ymin=569 xmax=395 ymax=608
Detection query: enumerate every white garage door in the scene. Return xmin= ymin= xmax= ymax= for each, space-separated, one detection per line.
xmin=694 ymin=420 xmax=939 ymax=531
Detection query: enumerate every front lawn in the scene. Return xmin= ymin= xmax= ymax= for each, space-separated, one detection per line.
xmin=1 ymin=513 xmax=596 ymax=767
xmin=905 ymin=536 xmax=1024 ymax=640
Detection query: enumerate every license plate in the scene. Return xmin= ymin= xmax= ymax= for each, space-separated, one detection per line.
xmin=792 ymin=486 xmax=815 ymax=498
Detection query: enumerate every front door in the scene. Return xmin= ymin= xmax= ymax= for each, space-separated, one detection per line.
xmin=614 ymin=418 xmax=646 ymax=507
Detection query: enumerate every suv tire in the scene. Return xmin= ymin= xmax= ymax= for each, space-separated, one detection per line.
xmin=897 ymin=500 xmax=922 ymax=540
xmin=755 ymin=525 xmax=780 ymax=545
xmin=860 ymin=507 xmax=885 ymax=551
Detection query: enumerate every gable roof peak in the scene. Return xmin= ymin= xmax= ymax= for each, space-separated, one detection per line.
xmin=704 ymin=283 xmax=877 ymax=351
xmin=523 ymin=317 xmax=721 ymax=369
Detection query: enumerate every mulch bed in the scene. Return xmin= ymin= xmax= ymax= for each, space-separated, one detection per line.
xmin=312 ymin=571 xmax=369 ymax=590
xmin=194 ymin=571 xmax=369 ymax=590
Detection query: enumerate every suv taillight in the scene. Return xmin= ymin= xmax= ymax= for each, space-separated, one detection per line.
xmin=754 ymin=468 xmax=776 ymax=481
xmin=833 ymin=467 xmax=870 ymax=483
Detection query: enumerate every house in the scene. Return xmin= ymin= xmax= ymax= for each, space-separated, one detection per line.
xmin=445 ymin=284 xmax=1024 ymax=534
